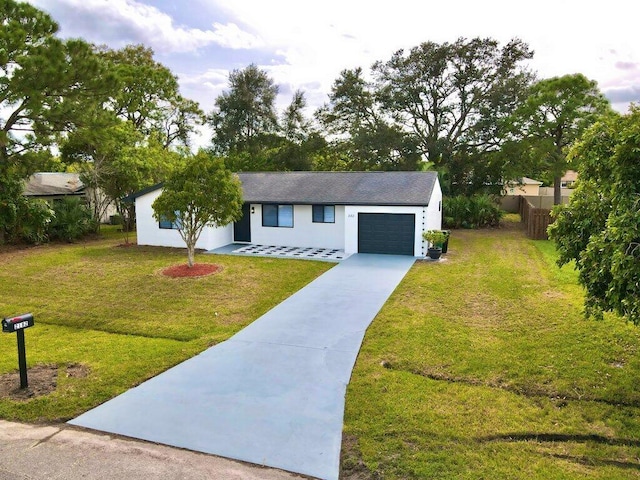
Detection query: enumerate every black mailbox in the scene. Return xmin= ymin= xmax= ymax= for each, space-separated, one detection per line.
xmin=2 ymin=313 xmax=34 ymax=389
xmin=2 ymin=313 xmax=34 ymax=333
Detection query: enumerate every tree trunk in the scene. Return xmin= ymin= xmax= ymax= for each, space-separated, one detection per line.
xmin=187 ymin=243 xmax=195 ymax=268
xmin=553 ymin=175 xmax=562 ymax=205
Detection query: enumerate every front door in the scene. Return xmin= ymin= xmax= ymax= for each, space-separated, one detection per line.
xmin=234 ymin=203 xmax=251 ymax=242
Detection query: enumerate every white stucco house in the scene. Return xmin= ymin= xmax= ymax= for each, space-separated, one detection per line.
xmin=129 ymin=171 xmax=442 ymax=257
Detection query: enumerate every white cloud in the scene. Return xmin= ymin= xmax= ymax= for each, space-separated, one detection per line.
xmin=175 ymin=69 xmax=229 ymax=112
xmin=30 ymin=0 xmax=263 ymax=54
xmin=211 ymin=0 xmax=640 ymax=113
xmin=180 ymin=69 xmax=229 ymax=89
xmin=28 ymin=0 xmax=640 ymax=117
xmin=209 ymin=22 xmax=264 ymax=50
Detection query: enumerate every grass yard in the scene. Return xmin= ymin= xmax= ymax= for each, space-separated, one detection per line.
xmin=0 ymin=229 xmax=331 ymax=421
xmin=343 ymin=220 xmax=640 ymax=479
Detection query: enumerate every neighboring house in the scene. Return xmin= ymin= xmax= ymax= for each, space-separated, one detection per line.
xmin=24 ymin=172 xmax=86 ymax=200
xmin=561 ymin=170 xmax=578 ymax=188
xmin=131 ymin=171 xmax=442 ymax=257
xmin=502 ymin=177 xmax=543 ymax=196
xmin=24 ymin=172 xmax=117 ymax=223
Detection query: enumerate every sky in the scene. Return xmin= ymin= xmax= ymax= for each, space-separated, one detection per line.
xmin=27 ymin=0 xmax=640 ymax=147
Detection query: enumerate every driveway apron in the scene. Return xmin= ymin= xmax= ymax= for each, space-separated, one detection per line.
xmin=69 ymin=254 xmax=415 ymax=480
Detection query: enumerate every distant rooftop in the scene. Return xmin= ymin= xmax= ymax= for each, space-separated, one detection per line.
xmin=518 ymin=177 xmax=543 ymax=186
xmin=24 ymin=172 xmax=85 ymax=197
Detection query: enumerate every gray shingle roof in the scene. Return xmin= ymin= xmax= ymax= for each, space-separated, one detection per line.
xmin=237 ymin=171 xmax=438 ymax=206
xmin=128 ymin=171 xmax=439 ymax=206
xmin=24 ymin=173 xmax=85 ymax=197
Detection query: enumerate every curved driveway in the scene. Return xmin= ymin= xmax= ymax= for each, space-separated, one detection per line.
xmin=70 ymin=254 xmax=415 ymax=480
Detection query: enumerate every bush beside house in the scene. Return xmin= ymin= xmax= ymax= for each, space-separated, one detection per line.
xmin=443 ymin=195 xmax=503 ymax=229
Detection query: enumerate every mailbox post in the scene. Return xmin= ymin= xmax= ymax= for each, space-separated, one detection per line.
xmin=2 ymin=313 xmax=35 ymax=389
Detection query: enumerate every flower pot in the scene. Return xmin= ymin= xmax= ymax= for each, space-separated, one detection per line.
xmin=427 ymin=247 xmax=442 ymax=260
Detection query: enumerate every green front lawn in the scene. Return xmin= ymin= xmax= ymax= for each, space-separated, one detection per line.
xmin=0 ymin=231 xmax=331 ymax=421
xmin=343 ymin=223 xmax=640 ymax=479
xmin=3 ymin=223 xmax=640 ymax=479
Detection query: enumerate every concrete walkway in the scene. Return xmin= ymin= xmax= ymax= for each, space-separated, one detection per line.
xmin=70 ymin=254 xmax=415 ymax=480
xmin=207 ymin=243 xmax=350 ymax=261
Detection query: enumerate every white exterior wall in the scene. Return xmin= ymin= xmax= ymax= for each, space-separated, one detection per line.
xmin=248 ymin=204 xmax=345 ymax=250
xmin=135 ymin=188 xmax=232 ymax=250
xmin=424 ymin=177 xmax=443 ymax=233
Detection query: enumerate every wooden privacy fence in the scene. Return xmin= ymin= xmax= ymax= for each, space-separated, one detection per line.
xmin=519 ymin=196 xmax=553 ymax=240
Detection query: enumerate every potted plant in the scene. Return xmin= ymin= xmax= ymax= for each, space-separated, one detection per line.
xmin=423 ymin=230 xmax=447 ymax=260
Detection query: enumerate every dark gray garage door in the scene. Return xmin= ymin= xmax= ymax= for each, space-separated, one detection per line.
xmin=358 ymin=213 xmax=415 ymax=255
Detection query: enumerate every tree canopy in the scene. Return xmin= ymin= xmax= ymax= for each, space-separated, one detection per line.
xmin=0 ymin=0 xmax=113 ymax=242
xmin=373 ymin=38 xmax=534 ymax=172
xmin=209 ymin=64 xmax=279 ymax=155
xmin=317 ymin=67 xmax=421 ymax=171
xmin=509 ymin=73 xmax=611 ymax=203
xmin=0 ymin=0 xmax=111 ymax=178
xmin=209 ymin=64 xmax=326 ymax=171
xmin=100 ymin=44 xmax=203 ymax=148
xmin=62 ymin=121 xmax=180 ymax=235
xmin=152 ymin=152 xmax=243 ymax=267
xmin=548 ymin=107 xmax=640 ymax=324
xmin=59 ymin=44 xmax=199 ymax=235
xmin=316 ymin=38 xmax=534 ymax=184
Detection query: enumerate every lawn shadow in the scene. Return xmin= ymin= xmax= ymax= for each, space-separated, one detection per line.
xmin=480 ymin=432 xmax=640 ymax=447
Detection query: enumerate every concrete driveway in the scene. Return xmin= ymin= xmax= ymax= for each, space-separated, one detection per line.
xmin=70 ymin=254 xmax=415 ymax=480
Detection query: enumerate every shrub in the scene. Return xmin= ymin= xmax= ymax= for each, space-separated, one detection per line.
xmin=49 ymin=197 xmax=95 ymax=242
xmin=442 ymin=196 xmax=468 ymax=228
xmin=0 ymin=179 xmax=54 ymax=244
xmin=18 ymin=199 xmax=54 ymax=244
xmin=443 ymin=195 xmax=502 ymax=229
xmin=423 ymin=230 xmax=448 ymax=247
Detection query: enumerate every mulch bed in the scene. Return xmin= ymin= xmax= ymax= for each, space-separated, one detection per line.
xmin=0 ymin=363 xmax=89 ymax=401
xmin=161 ymin=263 xmax=223 ymax=278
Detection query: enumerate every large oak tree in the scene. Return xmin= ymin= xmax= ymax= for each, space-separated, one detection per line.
xmin=209 ymin=64 xmax=279 ymax=155
xmin=209 ymin=64 xmax=325 ymax=171
xmin=373 ymin=38 xmax=533 ymax=168
xmin=317 ymin=38 xmax=533 ymax=186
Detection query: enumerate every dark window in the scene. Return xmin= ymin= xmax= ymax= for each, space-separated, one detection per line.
xmin=159 ymin=213 xmax=180 ymax=229
xmin=262 ymin=204 xmax=293 ymax=227
xmin=312 ymin=205 xmax=335 ymax=223
xmin=263 ymin=204 xmax=278 ymax=227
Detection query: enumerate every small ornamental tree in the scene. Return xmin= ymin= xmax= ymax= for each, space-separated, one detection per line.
xmin=152 ymin=152 xmax=243 ymax=267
